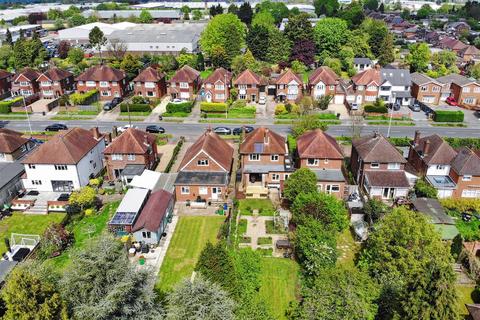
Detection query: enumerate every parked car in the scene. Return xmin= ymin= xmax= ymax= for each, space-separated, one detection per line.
xmin=446 ymin=96 xmax=458 ymax=106
xmin=349 ymin=102 xmax=359 ymax=110
xmin=409 ymin=102 xmax=421 ymax=112
xmin=213 ymin=127 xmax=231 ymax=135
xmin=146 ymin=125 xmax=165 ymax=134
xmin=171 ymin=98 xmax=183 ymax=104
xmin=45 ymin=123 xmax=67 ymax=131
xmin=388 ymin=102 xmax=401 ymax=111
xmin=258 ymin=96 xmax=266 ymax=105
xmin=117 ymin=124 xmax=137 ymax=133
xmin=111 ymin=97 xmax=123 ymax=106
xmin=103 ymin=102 xmax=114 ymax=111
xmin=474 ymin=109 xmax=480 ymax=119
xmin=232 ymin=126 xmax=254 ymax=135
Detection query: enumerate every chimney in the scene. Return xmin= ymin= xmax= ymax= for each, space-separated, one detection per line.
xmin=105 ymin=132 xmax=112 ymax=144
xmin=414 ymin=130 xmax=421 ymax=145
xmin=374 ymin=63 xmax=381 ymax=70
xmin=112 ymin=126 xmax=118 ymax=138
xmin=423 ymin=139 xmax=431 ymax=156
xmin=264 ymin=128 xmax=269 ymax=144
xmin=92 ymin=127 xmax=100 ymax=140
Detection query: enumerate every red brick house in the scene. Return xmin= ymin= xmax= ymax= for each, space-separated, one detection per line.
xmin=308 ymin=66 xmax=339 ymax=101
xmin=296 ymin=129 xmax=346 ymax=199
xmin=103 ymin=128 xmax=158 ymax=181
xmin=0 ymin=70 xmax=13 ymax=98
xmin=411 ymin=72 xmax=449 ymax=105
xmin=437 ymin=37 xmax=468 ymax=53
xmin=133 ymin=66 xmax=167 ymax=99
xmin=458 ymin=45 xmax=480 ymax=63
xmin=233 ymin=69 xmax=266 ymax=103
xmin=437 ymin=74 xmax=480 ymax=108
xmin=174 ymin=128 xmax=234 ymax=202
xmin=274 ymin=69 xmax=303 ymax=102
xmin=76 ymin=65 xmax=128 ymax=101
xmin=167 ymin=65 xmax=200 ymax=100
xmin=350 ymin=68 xmax=380 ymax=105
xmin=11 ymin=68 xmax=41 ymax=97
xmin=202 ymin=67 xmax=232 ymax=103
xmin=37 ymin=67 xmax=74 ymax=99
xmin=450 ymin=147 xmax=480 ymax=199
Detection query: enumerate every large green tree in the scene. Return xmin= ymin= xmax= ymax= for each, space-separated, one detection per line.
xmin=120 ymin=53 xmax=142 ymax=80
xmin=378 ymin=32 xmax=395 ymax=66
xmin=139 ymin=9 xmax=153 ymax=23
xmin=339 ymin=1 xmax=365 ymax=28
xmin=313 ymin=0 xmax=340 ymax=17
xmin=247 ymin=25 xmax=270 ymax=61
xmin=237 ymin=2 xmax=253 ymax=25
xmin=406 ymin=42 xmax=431 ymax=73
xmin=313 ymin=18 xmax=350 ymax=57
xmin=88 ymin=26 xmax=106 ymax=58
xmin=360 ymin=18 xmax=389 ymax=58
xmin=251 ymin=10 xmax=275 ymax=30
xmin=284 ymin=13 xmax=314 ymax=44
xmin=283 ymin=168 xmax=318 ymax=202
xmin=266 ymin=28 xmax=291 ymax=64
xmin=255 ymin=1 xmax=289 ymax=24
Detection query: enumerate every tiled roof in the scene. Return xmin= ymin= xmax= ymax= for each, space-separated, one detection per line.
xmin=179 ymin=129 xmax=233 ymax=172
xmin=438 ymin=37 xmax=467 ymax=51
xmin=380 ymin=68 xmax=411 ymax=86
xmin=275 ymin=69 xmax=303 ymax=85
xmin=204 ymin=67 xmax=232 ymax=84
xmin=437 ymin=74 xmax=479 ymax=87
xmin=297 ymin=129 xmax=343 ymax=159
xmin=169 ymin=65 xmax=200 ymax=83
xmin=39 ymin=67 xmax=73 ymax=81
xmin=22 ymin=128 xmax=102 ymax=165
xmin=133 ymin=66 xmax=165 ymax=83
xmin=466 ymin=304 xmax=480 ymax=320
xmin=352 ymin=133 xmax=406 ymax=163
xmin=0 ymin=129 xmax=28 ymax=153
xmin=459 ymin=45 xmax=480 ymax=56
xmin=411 ymin=72 xmax=441 ymax=86
xmin=451 ymin=147 xmax=480 ymax=176
xmin=414 ymin=134 xmax=457 ymax=165
xmin=0 ymin=70 xmax=12 ymax=80
xmin=14 ymin=68 xmax=41 ymax=82
xmin=365 ymin=170 xmax=410 ymax=188
xmin=240 ymin=127 xmax=286 ymax=155
xmin=233 ymin=69 xmax=262 ymax=85
xmin=76 ymin=65 xmax=126 ymax=82
xmin=132 ymin=189 xmax=173 ymax=233
xmin=308 ymin=66 xmax=339 ymax=86
xmin=104 ymin=128 xmax=156 ymax=154
xmin=351 ymin=68 xmax=380 ymax=86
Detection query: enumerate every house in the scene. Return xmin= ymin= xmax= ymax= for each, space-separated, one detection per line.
xmin=437 ymin=74 xmax=480 ymax=107
xmin=351 ymin=132 xmax=410 ymax=199
xmin=239 ymin=127 xmax=293 ymax=198
xmin=353 ymin=58 xmax=373 ymax=72
xmin=22 ymin=128 xmax=105 ymax=192
xmin=308 ymin=66 xmax=339 ymax=101
xmin=133 ymin=66 xmax=167 ymax=99
xmin=11 ymin=68 xmax=41 ymax=97
xmin=350 ymin=68 xmax=380 ymax=105
xmin=167 ymin=65 xmax=201 ymax=100
xmin=274 ymin=69 xmax=303 ymax=102
xmin=378 ymin=68 xmax=412 ymax=106
xmin=37 ymin=67 xmax=74 ymax=99
xmin=0 ymin=128 xmax=35 ymax=162
xmin=411 ymin=72 xmax=449 ymax=105
xmin=444 ymin=21 xmax=470 ymax=36
xmin=437 ymin=37 xmax=468 ymax=53
xmin=233 ymin=69 xmax=266 ymax=103
xmin=103 ymin=128 xmax=158 ymax=181
xmin=174 ymin=128 xmax=233 ymax=202
xmin=108 ymin=188 xmax=150 ymax=235
xmin=75 ymin=65 xmax=129 ymax=101
xmin=0 ymin=70 xmax=13 ymax=98
xmin=132 ymin=189 xmax=174 ymax=245
xmin=458 ymin=45 xmax=480 ymax=63
xmin=296 ymin=129 xmax=346 ymax=199
xmin=407 ymin=131 xmax=457 ymax=198
xmin=202 ymin=68 xmax=232 ymax=103
xmin=450 ymin=147 xmax=480 ymax=198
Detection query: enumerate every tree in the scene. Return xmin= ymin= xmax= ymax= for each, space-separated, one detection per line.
xmin=339 ymin=2 xmax=365 ymax=28
xmin=291 ymin=115 xmax=329 ymax=138
xmin=364 ymin=198 xmax=391 ymax=224
xmin=106 ymin=39 xmax=127 ymax=60
xmin=247 ymin=25 xmax=270 ymax=61
xmin=192 ymin=9 xmax=203 ymax=21
xmin=360 ymin=18 xmax=388 ymax=58
xmin=406 ymin=42 xmax=430 ymax=73
xmin=196 ymin=52 xmax=205 ymax=71
xmin=0 ymin=45 xmax=14 ymax=69
xmin=255 ymin=1 xmax=290 ymax=24
xmin=315 ymin=95 xmax=333 ymax=110
xmin=364 ymin=0 xmax=379 ymax=10
xmin=5 ymin=28 xmax=12 ymax=46
xmin=200 ymin=14 xmax=246 ymax=65
xmin=210 ymin=45 xmax=230 ymax=69
xmin=378 ymin=32 xmax=395 ymax=65
xmin=416 ymin=4 xmax=434 ymax=19
xmin=293 ymin=267 xmax=379 ymax=320
xmin=314 ymin=18 xmax=350 ymax=57
xmin=470 ymin=63 xmax=480 ymax=80
xmin=228 ymin=4 xmax=238 ymax=14
xmin=414 ymin=178 xmax=438 ymax=198
xmin=139 ymin=9 xmax=153 ymax=23
xmin=290 ymin=40 xmax=316 ymax=66
xmin=2 ymin=262 xmax=68 ymax=320
xmin=57 ymin=40 xmax=70 ymax=59
xmin=209 ymin=4 xmax=223 ymax=17
xmin=266 ymin=28 xmax=291 ymax=64
xmin=350 ymin=31 xmax=373 ymax=59
xmin=283 ymin=168 xmax=318 ymax=202
xmin=180 ymin=5 xmax=190 ymax=14
xmin=54 ymin=18 xmax=65 ymax=30
xmin=68 ymin=13 xmax=86 ymax=27
xmin=237 ymin=2 xmax=253 ymax=25
xmin=68 ymin=47 xmax=84 ymax=64
xmin=251 ymin=10 xmax=275 ymax=30
xmin=379 ymin=3 xmax=385 ymax=12
xmin=48 ymin=8 xmax=63 ymax=20
xmin=37 ymin=223 xmax=72 ymax=259
xmin=88 ymin=26 xmax=106 ymax=58
xmin=68 ymin=186 xmax=96 ymax=210
xmin=359 ymin=207 xmax=460 ymax=320
xmin=176 ymin=52 xmax=198 ymax=68
xmin=284 ymin=13 xmax=314 ymax=44
xmin=313 ymin=0 xmax=340 ymax=17
xmin=120 ymin=53 xmax=142 ymax=80
xmin=166 ymin=276 xmax=235 ymax=320
xmin=323 ymin=57 xmax=342 ymax=75
xmin=400 ymin=8 xmax=410 ymax=20
xmin=338 ymin=46 xmax=355 ymax=73
xmin=61 ymin=234 xmax=164 ymax=320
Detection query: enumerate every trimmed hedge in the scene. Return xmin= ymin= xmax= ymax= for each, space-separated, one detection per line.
xmin=200 ymin=102 xmax=227 ymax=113
xmin=0 ymin=97 xmax=23 ymax=114
xmin=364 ymin=104 xmax=388 ymax=113
xmin=120 ymin=103 xmax=151 ymax=112
xmin=433 ymin=110 xmax=464 ymax=122
xmin=165 ymin=137 xmax=185 ymax=173
xmin=231 ymin=100 xmax=246 ymax=109
xmin=166 ymin=101 xmax=194 ymax=113
xmin=70 ymin=89 xmax=98 ymax=105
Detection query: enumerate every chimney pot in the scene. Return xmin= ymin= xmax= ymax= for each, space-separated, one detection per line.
xmin=92 ymin=127 xmax=100 ymax=140
xmin=264 ymin=128 xmax=269 ymax=144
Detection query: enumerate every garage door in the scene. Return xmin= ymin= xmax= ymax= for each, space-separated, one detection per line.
xmin=334 ymin=95 xmax=344 ymax=104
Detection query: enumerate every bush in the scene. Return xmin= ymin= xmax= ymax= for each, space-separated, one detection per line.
xmin=131 ymin=96 xmax=148 ymax=104
xmin=166 ymin=101 xmax=194 ymax=113
xmin=444 ymin=137 xmax=480 ymax=149
xmin=364 ymin=104 xmax=388 ymax=113
xmin=440 ymin=198 xmax=480 ymax=212
xmin=200 ymin=102 xmax=227 ymax=113
xmin=0 ymin=97 xmax=23 ymax=114
xmin=414 ymin=179 xmax=438 ymax=199
xmin=70 ymin=89 xmax=98 ymax=105
xmin=230 ymin=100 xmax=246 ymax=109
xmin=120 ymin=103 xmax=151 ymax=112
xmin=275 ymin=104 xmax=287 ymax=115
xmin=165 ymin=137 xmax=185 ymax=173
xmin=433 ymin=110 xmax=464 ymax=122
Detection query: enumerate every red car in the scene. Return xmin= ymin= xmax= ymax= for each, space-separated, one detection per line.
xmin=446 ymin=96 xmax=458 ymax=106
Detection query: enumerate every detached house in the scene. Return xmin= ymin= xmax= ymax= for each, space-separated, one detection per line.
xmin=22 ymin=128 xmax=105 ymax=192
xmin=174 ymin=129 xmax=233 ymax=202
xmin=37 ymin=67 xmax=74 ymax=99
xmin=308 ymin=66 xmax=339 ymax=101
xmin=411 ymin=72 xmax=449 ymax=105
xmin=76 ymin=65 xmax=128 ymax=101
xmin=351 ymin=132 xmax=410 ymax=199
xmin=202 ymin=67 xmax=232 ymax=103
xmin=133 ymin=65 xmax=166 ymax=99
xmin=167 ymin=65 xmax=200 ymax=100
xmin=450 ymin=148 xmax=480 ymax=198
xmin=233 ymin=69 xmax=266 ymax=103
xmin=103 ymin=128 xmax=158 ymax=181
xmin=0 ymin=128 xmax=35 ymax=162
xmin=239 ymin=127 xmax=293 ymax=198
xmin=296 ymin=129 xmax=346 ymax=199
xmin=0 ymin=70 xmax=13 ymax=98
xmin=378 ymin=68 xmax=412 ymax=106
xmin=437 ymin=74 xmax=480 ymax=108
xmin=274 ymin=69 xmax=303 ymax=102
xmin=353 ymin=58 xmax=373 ymax=72
xmin=11 ymin=68 xmax=41 ymax=97
xmin=458 ymin=45 xmax=480 ymax=63
xmin=350 ymin=68 xmax=380 ymax=105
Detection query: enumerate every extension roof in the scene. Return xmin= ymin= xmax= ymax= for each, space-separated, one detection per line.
xmin=132 ymin=189 xmax=173 ymax=233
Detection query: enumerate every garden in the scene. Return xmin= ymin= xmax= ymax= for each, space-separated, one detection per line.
xmin=200 ymin=100 xmax=256 ymax=121
xmin=162 ymin=100 xmax=195 ymax=118
xmin=118 ymin=96 xmax=159 ymax=121
xmin=274 ymin=98 xmax=341 ymax=125
xmin=441 ymin=198 xmax=480 ymax=242
xmin=237 ymin=199 xmax=276 ymax=216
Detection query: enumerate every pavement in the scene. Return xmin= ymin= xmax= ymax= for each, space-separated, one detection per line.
xmin=239 ymin=215 xmax=288 ymax=257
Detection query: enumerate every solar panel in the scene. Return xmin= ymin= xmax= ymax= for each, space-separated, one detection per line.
xmin=254 ymin=143 xmax=264 ymax=153
xmin=110 ymin=212 xmax=137 ymax=225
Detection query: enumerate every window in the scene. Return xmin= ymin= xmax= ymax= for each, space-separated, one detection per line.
xmin=463 ymin=175 xmax=472 ymax=181
xmin=432 ymin=86 xmax=440 ymax=92
xmin=436 ymin=165 xmax=445 ymax=170
xmin=206 ymin=84 xmax=212 ymax=89
xmin=144 ymin=82 xmax=155 ymax=88
xmin=21 ymin=90 xmax=32 ymax=95
xmin=28 ymin=164 xmax=35 ymax=169
xmin=370 ymin=163 xmax=380 ymax=168
xmin=324 ymin=158 xmax=329 ymax=164
xmin=86 ymin=81 xmax=96 ymax=87
xmin=101 ymin=91 xmax=111 ymax=96
xmin=357 ymin=85 xmax=364 ymax=91
xmin=463 ymin=97 xmax=476 ymax=104
xmin=238 ymin=84 xmax=247 ymax=90
xmin=112 ymin=154 xmax=123 ymax=160
xmin=215 ymin=84 xmax=224 ymax=90
xmin=40 ymin=81 xmax=51 ymax=86
xmin=367 ymin=85 xmax=377 ymax=91
xmin=54 ymin=165 xmax=67 ymax=170
xmin=147 ymin=91 xmax=154 ymax=97
xmin=197 ymin=159 xmax=209 ymax=166
xmin=179 ymin=82 xmax=189 ymax=88
xmin=461 ymin=189 xmax=480 ymax=198
xmin=388 ymin=163 xmax=400 ymax=170
xmin=474 ymin=87 xmax=480 ymax=93
xmin=127 ymin=154 xmax=135 ymax=161
xmin=199 ymin=187 xmax=208 ymax=195
xmin=99 ymin=81 xmax=108 ymax=87
xmin=249 ymin=154 xmax=260 ymax=161
xmin=215 ymin=93 xmax=225 ymax=100
xmin=142 ymin=231 xmax=151 ymax=239
xmin=181 ymin=186 xmax=190 ymax=194
xmin=31 ymin=180 xmax=42 ymax=185
xmin=329 ymin=85 xmax=335 ymax=90
xmin=284 ymin=174 xmax=289 ymax=180
xmin=42 ymin=90 xmax=53 ymax=95
xmin=317 ymin=83 xmax=325 ymax=90
xmin=422 ymin=96 xmax=435 ymax=103
xmin=171 ymin=82 xmax=176 ymax=88
xmin=420 ymin=86 xmax=428 ymax=92
xmin=326 ymin=184 xmax=340 ymax=193
xmin=272 ymin=173 xmax=280 ymax=181
xmin=239 ymin=94 xmax=246 ymax=99
xmin=307 ymin=158 xmax=319 ymax=166
xmin=271 ymin=154 xmax=279 ymax=161
xmin=462 ymin=87 xmax=470 ymax=93
xmin=19 ymin=81 xmax=29 ymax=86
xmin=365 ymin=95 xmax=376 ymax=101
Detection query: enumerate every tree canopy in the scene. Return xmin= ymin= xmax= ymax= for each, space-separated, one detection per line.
xmin=314 ymin=18 xmax=350 ymax=57
xmin=283 ymin=168 xmax=318 ymax=202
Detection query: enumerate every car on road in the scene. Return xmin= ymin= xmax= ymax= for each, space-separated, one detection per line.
xmin=258 ymin=96 xmax=266 ymax=105
xmin=232 ymin=126 xmax=254 ymax=135
xmin=409 ymin=102 xmax=421 ymax=112
xmin=146 ymin=125 xmax=165 ymax=134
xmin=213 ymin=127 xmax=231 ymax=135
xmin=117 ymin=124 xmax=138 ymax=133
xmin=446 ymin=96 xmax=458 ymax=106
xmin=45 ymin=123 xmax=68 ymax=131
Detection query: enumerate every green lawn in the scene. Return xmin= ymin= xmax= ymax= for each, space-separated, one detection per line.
xmin=456 ymin=284 xmax=479 ymax=318
xmin=336 ymin=228 xmax=360 ymax=268
xmin=200 ymin=69 xmax=213 ymax=79
xmin=259 ymin=258 xmax=300 ymax=320
xmin=238 ymin=199 xmax=276 ymax=216
xmin=0 ymin=213 xmax=66 ymax=255
xmin=156 ymin=216 xmax=224 ymax=292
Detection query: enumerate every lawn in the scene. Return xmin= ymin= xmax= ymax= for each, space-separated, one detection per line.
xmin=200 ymin=69 xmax=213 ymax=79
xmin=156 ymin=216 xmax=224 ymax=292
xmin=238 ymin=199 xmax=276 ymax=216
xmin=265 ymin=220 xmax=287 ymax=234
xmin=0 ymin=213 xmax=66 ymax=255
xmin=259 ymin=258 xmax=300 ymax=320
xmin=336 ymin=228 xmax=360 ymax=267
xmin=456 ymin=284 xmax=479 ymax=318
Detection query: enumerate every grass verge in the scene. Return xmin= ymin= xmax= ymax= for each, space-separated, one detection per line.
xmin=199 ymin=119 xmax=256 ymax=124
xmin=238 ymin=199 xmax=276 ymax=216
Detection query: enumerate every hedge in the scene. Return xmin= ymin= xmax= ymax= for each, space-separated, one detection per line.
xmin=364 ymin=104 xmax=388 ymax=113
xmin=166 ymin=101 xmax=194 ymax=113
xmin=433 ymin=110 xmax=464 ymax=122
xmin=165 ymin=137 xmax=185 ymax=173
xmin=70 ymin=89 xmax=98 ymax=105
xmin=200 ymin=102 xmax=227 ymax=113
xmin=0 ymin=97 xmax=23 ymax=114
xmin=229 ymin=106 xmax=256 ymax=115
xmin=120 ymin=103 xmax=151 ymax=112
xmin=231 ymin=100 xmax=246 ymax=109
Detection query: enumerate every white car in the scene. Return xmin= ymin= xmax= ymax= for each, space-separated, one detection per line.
xmin=350 ymin=102 xmax=359 ymax=110
xmin=117 ymin=124 xmax=138 ymax=133
xmin=258 ymin=96 xmax=266 ymax=105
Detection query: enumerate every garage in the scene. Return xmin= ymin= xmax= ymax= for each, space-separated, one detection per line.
xmin=334 ymin=94 xmax=344 ymax=104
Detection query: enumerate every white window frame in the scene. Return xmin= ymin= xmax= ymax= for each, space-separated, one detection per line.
xmin=462 ymin=87 xmax=470 ymax=93
xmin=99 ymin=81 xmax=109 ymax=87
xmin=462 ymin=175 xmax=472 ymax=181
xmin=181 ymin=186 xmax=190 ymax=194
xmin=370 ymin=162 xmax=380 ymax=169
xmin=179 ymin=82 xmax=189 ymax=89
xmin=388 ymin=163 xmax=400 ymax=170
xmin=199 ymin=187 xmax=208 ymax=195
xmin=127 ymin=154 xmax=135 ymax=161
xmin=326 ymin=184 xmax=340 ymax=193
xmin=249 ymin=154 xmax=260 ymax=161
xmin=271 ymin=154 xmax=279 ymax=161
xmin=307 ymin=158 xmax=319 ymax=166
xmin=86 ymin=81 xmax=96 ymax=87
xmin=112 ymin=154 xmax=123 ymax=160
xmin=40 ymin=81 xmax=51 ymax=87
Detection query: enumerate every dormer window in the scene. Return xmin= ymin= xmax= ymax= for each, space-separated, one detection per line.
xmin=307 ymin=158 xmax=319 ymax=166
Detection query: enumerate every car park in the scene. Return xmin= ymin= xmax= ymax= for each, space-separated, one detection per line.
xmin=213 ymin=127 xmax=231 ymax=135
xmin=45 ymin=123 xmax=68 ymax=131
xmin=146 ymin=125 xmax=165 ymax=134
xmin=233 ymin=126 xmax=254 ymax=135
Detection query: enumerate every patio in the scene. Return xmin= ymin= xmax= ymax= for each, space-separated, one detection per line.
xmin=11 ymin=191 xmax=69 ymax=214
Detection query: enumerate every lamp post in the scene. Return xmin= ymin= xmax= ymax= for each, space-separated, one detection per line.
xmin=387 ymin=93 xmax=395 ymax=138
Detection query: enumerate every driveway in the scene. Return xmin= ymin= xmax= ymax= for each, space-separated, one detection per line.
xmin=328 ymin=103 xmax=350 ymax=120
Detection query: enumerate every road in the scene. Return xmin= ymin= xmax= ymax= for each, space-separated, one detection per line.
xmin=2 ymin=119 xmax=480 ymax=139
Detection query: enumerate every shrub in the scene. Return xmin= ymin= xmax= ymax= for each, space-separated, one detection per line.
xmin=37 ymin=223 xmax=72 ymax=259
xmin=200 ymin=102 xmax=227 ymax=112
xmin=230 ymin=100 xmax=246 ymax=109
xmin=440 ymin=198 xmax=480 ymax=212
xmin=165 ymin=137 xmax=185 ymax=173
xmin=433 ymin=110 xmax=464 ymax=122
xmin=166 ymin=101 xmax=194 ymax=113
xmin=84 ymin=208 xmax=94 ymax=216
xmin=287 ymin=135 xmax=297 ymax=154
xmin=131 ymin=96 xmax=148 ymax=104
xmin=120 ymin=103 xmax=151 ymax=112
xmin=0 ymin=97 xmax=23 ymax=114
xmin=275 ymin=104 xmax=287 ymax=115
xmin=229 ymin=106 xmax=255 ymax=115
xmin=364 ymin=104 xmax=388 ymax=113
xmin=69 ymin=89 xmax=98 ymax=105
xmin=414 ymin=179 xmax=438 ymax=198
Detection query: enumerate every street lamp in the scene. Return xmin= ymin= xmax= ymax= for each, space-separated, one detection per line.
xmin=387 ymin=93 xmax=395 ymax=138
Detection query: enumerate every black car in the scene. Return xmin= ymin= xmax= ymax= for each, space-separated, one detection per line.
xmin=232 ymin=126 xmax=254 ymax=135
xmin=45 ymin=123 xmax=67 ymax=131
xmin=103 ymin=102 xmax=114 ymax=111
xmin=111 ymin=97 xmax=123 ymax=106
xmin=146 ymin=125 xmax=165 ymax=134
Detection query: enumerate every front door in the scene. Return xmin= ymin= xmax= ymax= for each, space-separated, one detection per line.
xmin=211 ymin=187 xmax=220 ymax=200
xmin=51 ymin=180 xmax=73 ymax=192
xmin=205 ymin=92 xmax=212 ymax=102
